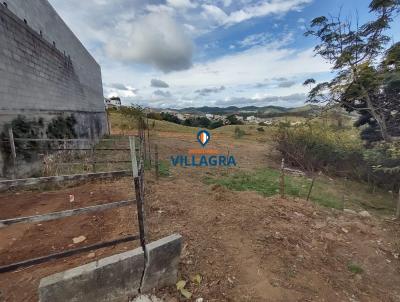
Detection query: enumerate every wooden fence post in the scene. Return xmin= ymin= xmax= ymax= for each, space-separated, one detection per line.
xmin=106 ymin=110 xmax=111 ymax=136
xmin=342 ymin=177 xmax=347 ymax=210
xmin=8 ymin=127 xmax=17 ymax=179
xmin=307 ymin=175 xmax=316 ymax=201
xmin=280 ymin=158 xmax=285 ymax=198
xmin=134 ymin=176 xmax=146 ymax=253
xmin=396 ymin=187 xmax=400 ymax=219
xmin=155 ymin=144 xmax=159 ymax=180
xmin=129 ymin=136 xmax=138 ymax=178
xmin=91 ymin=145 xmax=96 ymax=173
xmin=147 ymin=118 xmax=151 ymax=166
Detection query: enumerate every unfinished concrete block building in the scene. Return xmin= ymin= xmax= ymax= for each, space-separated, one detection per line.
xmin=0 ymin=0 xmax=107 ymax=177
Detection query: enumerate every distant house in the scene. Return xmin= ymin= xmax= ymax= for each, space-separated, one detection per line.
xmin=105 ymin=97 xmax=122 ymax=109
xmin=246 ymin=116 xmax=257 ymax=123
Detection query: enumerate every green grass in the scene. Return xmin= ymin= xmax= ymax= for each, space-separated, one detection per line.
xmin=205 ymin=167 xmax=395 ymax=211
xmin=348 ymin=263 xmax=363 ymax=274
xmin=158 ymin=160 xmax=170 ymax=177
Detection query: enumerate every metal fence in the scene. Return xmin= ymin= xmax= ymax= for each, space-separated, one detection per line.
xmin=0 ymin=118 xmax=154 ymax=273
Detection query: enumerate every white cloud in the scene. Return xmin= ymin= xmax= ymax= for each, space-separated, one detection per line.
xmin=166 ymin=0 xmax=197 ymax=9
xmin=216 ymin=93 xmax=306 ymax=107
xmin=105 ymin=13 xmax=193 ymax=72
xmin=202 ymin=0 xmax=312 ymax=27
xmin=162 ymin=42 xmax=329 ymax=90
xmin=238 ymin=33 xmax=273 ymax=48
xmin=201 ymin=4 xmax=229 ymax=25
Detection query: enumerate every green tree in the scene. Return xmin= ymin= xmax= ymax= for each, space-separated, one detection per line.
xmin=227 ymin=115 xmax=243 ymax=125
xmin=304 ymin=0 xmax=400 ymax=143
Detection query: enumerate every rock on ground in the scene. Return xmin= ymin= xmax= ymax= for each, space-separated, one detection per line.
xmin=131 ymin=295 xmax=164 ymax=302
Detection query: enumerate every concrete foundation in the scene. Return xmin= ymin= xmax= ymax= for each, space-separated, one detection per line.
xmin=38 ymin=234 xmax=182 ymax=302
xmin=141 ymin=234 xmax=182 ymax=293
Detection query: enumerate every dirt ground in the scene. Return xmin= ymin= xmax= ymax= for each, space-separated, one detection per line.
xmin=1 ymin=130 xmax=400 ymax=301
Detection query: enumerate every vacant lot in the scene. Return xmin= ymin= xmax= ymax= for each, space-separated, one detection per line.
xmin=0 ymin=121 xmax=400 ymax=301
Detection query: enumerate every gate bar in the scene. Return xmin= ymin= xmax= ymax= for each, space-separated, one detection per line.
xmin=0 ymin=235 xmax=140 ymax=274
xmin=0 ymin=200 xmax=134 ymax=228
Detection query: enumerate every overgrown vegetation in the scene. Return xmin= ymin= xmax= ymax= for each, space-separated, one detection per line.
xmin=274 ymin=122 xmax=400 ymax=191
xmin=206 ymin=167 xmax=394 ymax=212
xmin=147 ymin=111 xmax=234 ymax=130
xmin=274 ymin=0 xmax=400 ymax=199
xmin=46 ymin=115 xmax=77 ymax=139
xmin=0 ymin=115 xmax=44 ymax=163
xmin=275 ymin=122 xmax=363 ymax=175
xmin=234 ymin=126 xmax=246 ymax=139
xmin=0 ymin=114 xmax=79 ymax=176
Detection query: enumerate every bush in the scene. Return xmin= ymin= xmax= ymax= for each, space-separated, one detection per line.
xmin=147 ymin=112 xmax=162 ymax=120
xmin=46 ymin=115 xmax=77 ymax=139
xmin=209 ymin=120 xmax=224 ymax=129
xmin=257 ymin=127 xmax=265 ymax=132
xmin=274 ymin=122 xmax=364 ymax=175
xmin=227 ymin=115 xmax=244 ymax=125
xmin=161 ymin=112 xmax=182 ymax=125
xmin=274 ymin=122 xmax=400 ymax=191
xmin=234 ymin=126 xmax=246 ymax=139
xmin=363 ymin=142 xmax=400 ymax=189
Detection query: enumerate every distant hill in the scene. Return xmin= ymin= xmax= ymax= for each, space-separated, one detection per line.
xmin=169 ymin=104 xmax=321 ymax=117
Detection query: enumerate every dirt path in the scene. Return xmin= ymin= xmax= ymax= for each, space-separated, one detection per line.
xmin=147 ymin=173 xmax=400 ymax=302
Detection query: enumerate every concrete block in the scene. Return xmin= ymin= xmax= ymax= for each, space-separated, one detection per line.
xmin=38 ymin=234 xmax=182 ymax=302
xmin=141 ymin=234 xmax=182 ymax=293
xmin=39 ymin=249 xmax=145 ymax=302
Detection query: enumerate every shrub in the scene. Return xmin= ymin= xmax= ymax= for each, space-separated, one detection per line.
xmin=234 ymin=126 xmax=246 ymax=139
xmin=209 ymin=120 xmax=224 ymax=129
xmin=147 ymin=112 xmax=162 ymax=120
xmin=274 ymin=122 xmax=364 ymax=175
xmin=257 ymin=127 xmax=265 ymax=132
xmin=227 ymin=115 xmax=243 ymax=125
xmin=363 ymin=142 xmax=400 ymax=189
xmin=161 ymin=112 xmax=182 ymax=125
xmin=46 ymin=115 xmax=77 ymax=139
xmin=274 ymin=122 xmax=400 ymax=191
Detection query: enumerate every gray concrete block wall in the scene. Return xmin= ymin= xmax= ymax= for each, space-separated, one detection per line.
xmin=39 ymin=234 xmax=183 ymax=302
xmin=0 ymin=3 xmax=103 ymax=112
xmin=2 ymin=0 xmax=104 ymax=112
xmin=0 ymin=1 xmax=107 ymax=177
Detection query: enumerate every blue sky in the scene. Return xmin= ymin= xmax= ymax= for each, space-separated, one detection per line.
xmin=48 ymin=0 xmax=400 ymax=108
